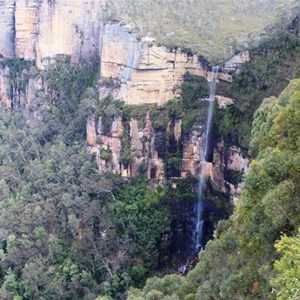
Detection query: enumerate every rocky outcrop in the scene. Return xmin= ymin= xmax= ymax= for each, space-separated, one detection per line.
xmin=36 ymin=0 xmax=105 ymax=67
xmin=86 ymin=111 xmax=249 ymax=200
xmin=0 ymin=0 xmax=15 ymax=58
xmin=0 ymin=61 xmax=42 ymax=108
xmin=181 ymin=128 xmax=247 ymax=197
xmin=226 ymin=146 xmax=249 ymax=173
xmin=0 ymin=1 xmax=207 ymax=105
xmin=1 ymin=1 xmax=241 ymax=107
xmin=87 ymin=112 xmax=165 ymax=179
xmin=0 ymin=66 xmax=11 ymax=107
xmin=15 ymin=0 xmax=39 ymax=59
xmin=225 ymin=51 xmax=250 ymax=71
xmin=99 ymin=23 xmax=206 ymax=105
xmin=181 ymin=126 xmax=204 ymax=178
xmin=0 ymin=0 xmax=249 ymax=202
xmin=215 ymin=95 xmax=234 ymax=108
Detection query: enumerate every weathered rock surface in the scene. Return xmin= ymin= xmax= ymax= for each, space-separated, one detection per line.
xmin=15 ymin=0 xmax=39 ymax=59
xmin=0 ymin=0 xmax=250 ymax=202
xmin=99 ymin=23 xmax=206 ymax=105
xmin=0 ymin=61 xmax=42 ymax=108
xmin=215 ymin=95 xmax=234 ymax=109
xmin=226 ymin=146 xmax=249 ymax=173
xmin=181 ymin=127 xmax=204 ymax=178
xmin=0 ymin=0 xmax=106 ymax=65
xmin=87 ymin=112 xmax=166 ymax=179
xmin=0 ymin=66 xmax=11 ymax=107
xmin=0 ymin=1 xmax=208 ymax=105
xmin=86 ymin=112 xmax=249 ymax=201
xmin=1 ymin=1 xmax=241 ymax=107
xmin=0 ymin=0 xmax=16 ymax=58
xmin=225 ymin=51 xmax=250 ymax=70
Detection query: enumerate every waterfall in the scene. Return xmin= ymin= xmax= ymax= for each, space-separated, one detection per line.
xmin=194 ymin=66 xmax=219 ymax=252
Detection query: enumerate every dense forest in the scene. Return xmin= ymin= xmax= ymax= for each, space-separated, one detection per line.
xmin=0 ymin=56 xmax=220 ymax=299
xmin=0 ymin=8 xmax=300 ymax=300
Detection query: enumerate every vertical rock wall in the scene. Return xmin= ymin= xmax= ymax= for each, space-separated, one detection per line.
xmin=0 ymin=0 xmax=246 ymax=201
xmin=100 ymin=23 xmax=206 ymax=105
xmin=0 ymin=0 xmax=106 ymax=64
xmin=86 ymin=112 xmax=165 ymax=179
xmin=36 ymin=0 xmax=105 ymax=67
xmin=0 ymin=0 xmax=15 ymax=57
xmin=86 ymin=111 xmax=248 ymax=199
xmin=15 ymin=0 xmax=39 ymax=59
xmin=0 ymin=1 xmax=208 ymax=105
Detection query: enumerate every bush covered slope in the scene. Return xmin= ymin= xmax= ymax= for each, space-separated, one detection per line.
xmin=215 ymin=20 xmax=300 ymax=149
xmin=106 ymin=0 xmax=300 ymax=61
xmin=0 ymin=58 xmax=179 ymax=300
xmin=128 ymin=79 xmax=300 ymax=299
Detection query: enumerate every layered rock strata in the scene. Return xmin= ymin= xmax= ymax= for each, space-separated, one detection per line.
xmin=99 ymin=23 xmax=206 ymax=105
xmin=0 ymin=0 xmax=106 ymax=64
xmin=86 ymin=112 xmax=248 ymax=198
xmin=0 ymin=0 xmax=235 ymax=107
xmin=86 ymin=112 xmax=165 ymax=179
xmin=0 ymin=0 xmax=248 ymax=200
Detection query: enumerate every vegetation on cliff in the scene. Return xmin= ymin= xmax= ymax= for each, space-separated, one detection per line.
xmin=0 ymin=56 xmax=229 ymax=299
xmin=106 ymin=0 xmax=300 ymax=61
xmin=126 ymin=16 xmax=300 ymax=300
xmin=215 ymin=18 xmax=300 ymax=148
xmin=0 ymin=58 xmax=173 ymax=299
xmin=1 ymin=9 xmax=300 ymax=300
xmin=128 ymin=76 xmax=300 ymax=300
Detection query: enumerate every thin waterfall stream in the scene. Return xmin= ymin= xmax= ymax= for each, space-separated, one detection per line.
xmin=194 ymin=66 xmax=219 ymax=252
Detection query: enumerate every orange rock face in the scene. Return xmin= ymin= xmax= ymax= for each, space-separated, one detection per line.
xmin=100 ymin=23 xmax=206 ymax=106
xmin=86 ymin=115 xmax=97 ymax=146
xmin=0 ymin=0 xmax=106 ymax=65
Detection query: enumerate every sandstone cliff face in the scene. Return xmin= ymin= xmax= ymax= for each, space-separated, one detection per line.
xmin=36 ymin=0 xmax=105 ymax=67
xmin=0 ymin=1 xmax=208 ymax=105
xmin=86 ymin=111 xmax=248 ymax=199
xmin=0 ymin=0 xmax=235 ymax=108
xmin=0 ymin=0 xmax=15 ymax=58
xmin=15 ymin=0 xmax=39 ymax=59
xmin=0 ymin=0 xmax=105 ymax=64
xmin=0 ymin=60 xmax=42 ymax=109
xmin=0 ymin=66 xmax=11 ymax=107
xmin=0 ymin=0 xmax=248 ymax=202
xmin=87 ymin=112 xmax=165 ymax=179
xmin=99 ymin=23 xmax=206 ymax=105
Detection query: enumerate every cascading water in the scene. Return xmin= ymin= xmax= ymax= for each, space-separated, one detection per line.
xmin=194 ymin=66 xmax=219 ymax=252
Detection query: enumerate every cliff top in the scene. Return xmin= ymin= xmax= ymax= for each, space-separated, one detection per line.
xmin=106 ymin=0 xmax=300 ymax=61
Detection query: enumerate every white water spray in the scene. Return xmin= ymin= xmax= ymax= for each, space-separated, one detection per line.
xmin=195 ymin=66 xmax=219 ymax=251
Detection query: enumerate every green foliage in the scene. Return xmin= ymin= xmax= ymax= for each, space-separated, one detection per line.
xmin=216 ymin=27 xmax=300 ymax=148
xmin=182 ymin=73 xmax=209 ymax=110
xmin=129 ymin=78 xmax=300 ymax=299
xmin=271 ymin=230 xmax=300 ymax=300
xmin=109 ymin=179 xmax=171 ymax=269
xmin=106 ymin=0 xmax=300 ymax=61
xmin=122 ymin=104 xmax=149 ymax=124
xmin=44 ymin=55 xmax=98 ymax=122
xmin=100 ymin=149 xmax=112 ymax=161
xmin=0 ymin=58 xmax=35 ymax=85
xmin=96 ymin=96 xmax=125 ymax=135
xmin=165 ymin=156 xmax=181 ymax=178
xmin=97 ymin=86 xmax=208 ymax=178
xmin=0 ymin=58 xmax=35 ymax=108
xmin=181 ymin=75 xmax=209 ymax=130
xmin=0 ymin=58 xmax=181 ymax=300
xmin=224 ymin=169 xmax=243 ymax=185
xmin=149 ymin=100 xmax=182 ymax=131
